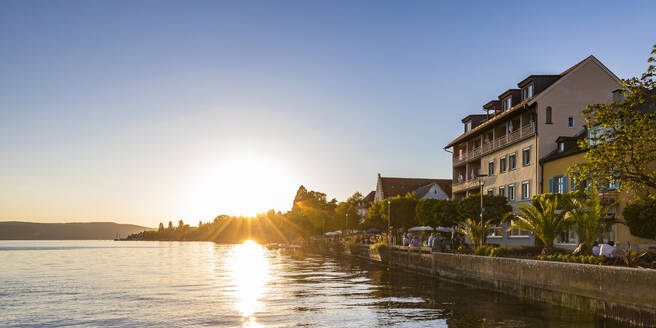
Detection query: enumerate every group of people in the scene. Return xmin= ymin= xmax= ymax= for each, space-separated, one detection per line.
xmin=400 ymin=232 xmax=449 ymax=251
xmin=592 ymin=241 xmax=618 ymax=258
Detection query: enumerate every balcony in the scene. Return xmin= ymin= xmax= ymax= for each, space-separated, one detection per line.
xmin=453 ymin=123 xmax=535 ymax=166
xmin=452 ymin=178 xmax=481 ymax=193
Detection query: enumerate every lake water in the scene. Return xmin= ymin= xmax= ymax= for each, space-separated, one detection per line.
xmin=1 ymin=240 xmax=618 ymax=327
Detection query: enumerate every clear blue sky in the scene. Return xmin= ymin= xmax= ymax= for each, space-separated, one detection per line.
xmin=1 ymin=0 xmax=654 ymax=226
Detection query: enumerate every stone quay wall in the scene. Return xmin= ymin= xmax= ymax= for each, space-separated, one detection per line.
xmin=348 ymin=244 xmax=656 ymax=327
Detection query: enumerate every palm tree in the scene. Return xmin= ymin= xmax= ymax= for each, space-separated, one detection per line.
xmin=456 ymin=218 xmax=491 ymax=248
xmin=508 ymin=194 xmax=572 ymax=254
xmin=566 ymin=194 xmax=619 ymax=254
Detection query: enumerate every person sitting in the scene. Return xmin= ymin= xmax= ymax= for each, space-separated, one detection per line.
xmin=402 ymin=234 xmax=408 ymax=246
xmin=600 ymin=241 xmax=616 ymax=258
xmin=428 ymin=233 xmax=435 ymax=249
xmin=591 ymin=241 xmax=601 ymax=256
xmin=410 ymin=236 xmax=419 ymax=247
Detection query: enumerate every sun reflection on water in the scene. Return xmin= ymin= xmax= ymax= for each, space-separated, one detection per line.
xmin=228 ymin=240 xmax=269 ymax=327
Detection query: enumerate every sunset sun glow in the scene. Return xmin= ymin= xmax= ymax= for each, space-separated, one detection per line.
xmin=185 ymin=154 xmax=296 ymax=218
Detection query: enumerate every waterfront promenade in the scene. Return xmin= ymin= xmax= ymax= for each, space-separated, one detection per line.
xmin=346 ymin=244 xmax=656 ymax=327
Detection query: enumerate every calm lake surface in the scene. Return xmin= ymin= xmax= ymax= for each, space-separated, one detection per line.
xmin=1 ymin=240 xmax=619 ymax=327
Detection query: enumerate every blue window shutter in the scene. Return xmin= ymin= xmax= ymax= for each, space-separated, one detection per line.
xmin=548 ymin=178 xmax=553 ymax=193
xmin=570 ymin=177 xmax=576 ymax=191
xmin=563 ymin=175 xmax=568 ymax=193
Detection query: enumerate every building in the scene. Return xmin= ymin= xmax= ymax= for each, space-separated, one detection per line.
xmin=540 ymin=94 xmax=656 ymax=249
xmin=374 ymin=173 xmax=452 ymax=202
xmin=444 ymin=55 xmax=620 ymax=247
xmin=356 ymin=191 xmax=375 ymax=219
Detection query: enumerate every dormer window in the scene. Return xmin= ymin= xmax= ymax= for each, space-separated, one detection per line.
xmin=464 ymin=121 xmax=472 ymax=132
xmin=558 ymin=142 xmax=565 ymax=152
xmin=522 ymin=84 xmax=534 ymax=100
xmin=503 ymin=97 xmax=512 ymax=111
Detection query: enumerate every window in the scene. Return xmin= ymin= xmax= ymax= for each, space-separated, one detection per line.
xmin=521 ymin=181 xmax=531 ymax=199
xmin=498 ymin=186 xmax=505 ymax=197
xmin=522 ymin=147 xmax=530 ymax=166
xmin=465 ymin=121 xmax=472 ymax=132
xmin=558 ymin=142 xmax=565 ymax=152
xmin=503 ymin=97 xmax=512 ymax=111
xmin=557 ymin=226 xmax=578 ymax=244
xmin=510 ymin=221 xmax=531 ymax=237
xmin=568 ymin=116 xmax=575 ymax=128
xmin=488 ymin=160 xmax=495 ymax=176
xmin=509 ymin=152 xmax=516 ymax=170
xmin=508 ymin=184 xmax=515 ymax=201
xmin=545 ymin=106 xmax=552 ymax=124
xmin=549 ymin=176 xmax=568 ymax=194
xmin=487 ymin=188 xmax=494 ymax=196
xmin=522 ymin=84 xmax=534 ymax=100
xmin=500 ymin=156 xmax=507 ymax=173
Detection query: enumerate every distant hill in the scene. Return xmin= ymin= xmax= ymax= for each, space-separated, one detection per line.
xmin=0 ymin=221 xmax=152 ymax=240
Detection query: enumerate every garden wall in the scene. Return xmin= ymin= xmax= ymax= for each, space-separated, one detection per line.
xmin=349 ymin=244 xmax=656 ymax=327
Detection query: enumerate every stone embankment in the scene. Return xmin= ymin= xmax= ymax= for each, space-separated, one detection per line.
xmin=348 ymin=244 xmax=656 ymax=327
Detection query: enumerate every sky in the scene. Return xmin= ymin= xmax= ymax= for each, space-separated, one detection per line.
xmin=1 ymin=0 xmax=654 ymax=227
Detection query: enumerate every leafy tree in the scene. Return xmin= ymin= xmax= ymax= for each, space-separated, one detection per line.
xmin=416 ymin=199 xmax=460 ymax=228
xmin=158 ymin=222 xmax=164 ymax=232
xmin=335 ymin=192 xmax=363 ymax=231
xmin=507 ymin=194 xmax=572 ymax=254
xmin=565 ymin=193 xmax=619 ymax=253
xmin=168 ymin=221 xmax=173 ymax=230
xmin=457 ymin=194 xmax=512 ymax=225
xmin=570 ymin=44 xmax=656 ymax=195
xmin=623 ymin=196 xmax=656 ymax=240
xmin=456 ymin=218 xmax=491 ymax=248
xmin=364 ymin=201 xmax=388 ymax=231
xmin=178 ymin=220 xmax=184 ymax=230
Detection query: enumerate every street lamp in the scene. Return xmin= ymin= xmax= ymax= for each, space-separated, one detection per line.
xmin=345 ymin=213 xmax=349 ymax=235
xmin=477 ymin=174 xmax=488 ymax=228
xmin=387 ymin=200 xmax=391 ymax=245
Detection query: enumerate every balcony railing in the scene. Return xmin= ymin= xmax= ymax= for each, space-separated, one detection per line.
xmin=453 ymin=123 xmax=535 ymax=165
xmin=452 ymin=178 xmax=480 ymax=192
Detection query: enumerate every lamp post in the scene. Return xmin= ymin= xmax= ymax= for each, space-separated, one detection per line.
xmin=345 ymin=213 xmax=349 ymax=235
xmin=477 ymin=173 xmax=488 ymax=245
xmin=387 ymin=200 xmax=391 ymax=245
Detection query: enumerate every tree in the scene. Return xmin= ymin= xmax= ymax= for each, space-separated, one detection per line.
xmin=456 ymin=218 xmax=491 ymax=248
xmin=416 ymin=199 xmax=460 ymax=228
xmin=364 ymin=201 xmax=388 ymax=231
xmin=565 ymin=193 xmax=619 ymax=253
xmin=570 ymin=44 xmax=656 ymax=195
xmin=168 ymin=221 xmax=173 ymax=230
xmin=457 ymin=194 xmax=512 ymax=225
xmin=335 ymin=192 xmax=363 ymax=231
xmin=158 ymin=222 xmax=164 ymax=232
xmin=623 ymin=196 xmax=656 ymax=240
xmin=178 ymin=220 xmax=184 ymax=230
xmin=508 ymin=194 xmax=572 ymax=254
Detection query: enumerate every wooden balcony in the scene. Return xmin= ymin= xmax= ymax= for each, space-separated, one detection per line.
xmin=453 ymin=124 xmax=535 ymax=166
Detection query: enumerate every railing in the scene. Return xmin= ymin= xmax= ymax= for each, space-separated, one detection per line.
xmin=453 ymin=124 xmax=535 ymax=165
xmin=452 ymin=178 xmax=479 ymax=192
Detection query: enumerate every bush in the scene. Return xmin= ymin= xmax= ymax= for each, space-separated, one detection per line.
xmin=489 ymin=247 xmax=506 ymax=257
xmin=537 ymin=254 xmax=604 ymax=265
xmin=370 ymin=239 xmax=388 ymax=253
xmin=623 ymin=198 xmax=656 ymax=240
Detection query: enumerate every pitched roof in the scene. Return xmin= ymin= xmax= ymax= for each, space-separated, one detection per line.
xmin=444 ymin=55 xmax=603 ymax=149
xmin=380 ymin=177 xmax=452 ymax=199
xmin=540 ymin=130 xmax=587 ymax=163
xmin=357 ymin=191 xmax=376 ymax=209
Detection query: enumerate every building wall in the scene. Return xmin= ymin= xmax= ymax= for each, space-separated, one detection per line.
xmin=534 ymin=58 xmax=620 ymax=192
xmin=419 ymin=184 xmax=450 ymax=200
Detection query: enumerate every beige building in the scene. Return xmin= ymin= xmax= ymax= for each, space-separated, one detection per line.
xmin=444 ymin=56 xmax=620 ymax=247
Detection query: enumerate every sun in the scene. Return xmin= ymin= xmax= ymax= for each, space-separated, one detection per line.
xmin=184 ymin=153 xmax=296 ymax=218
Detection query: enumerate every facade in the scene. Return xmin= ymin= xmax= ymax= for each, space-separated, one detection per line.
xmin=444 ymin=56 xmax=620 ymax=247
xmin=374 ymin=173 xmax=452 ymax=202
xmin=541 ymin=118 xmax=656 ymax=250
xmin=356 ymin=191 xmax=375 ymax=219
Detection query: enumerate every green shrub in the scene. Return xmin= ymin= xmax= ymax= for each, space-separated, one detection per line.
xmin=489 ymin=247 xmax=506 ymax=257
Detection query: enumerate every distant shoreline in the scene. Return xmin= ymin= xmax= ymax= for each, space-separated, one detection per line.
xmin=0 ymin=222 xmax=153 ymax=240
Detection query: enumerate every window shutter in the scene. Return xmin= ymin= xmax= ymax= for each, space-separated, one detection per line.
xmin=570 ymin=177 xmax=576 ymax=191
xmin=548 ymin=178 xmax=553 ymax=193
xmin=563 ymin=175 xmax=568 ymax=193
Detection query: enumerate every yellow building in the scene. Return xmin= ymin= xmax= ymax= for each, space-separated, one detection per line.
xmin=540 ymin=131 xmax=655 ymax=249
